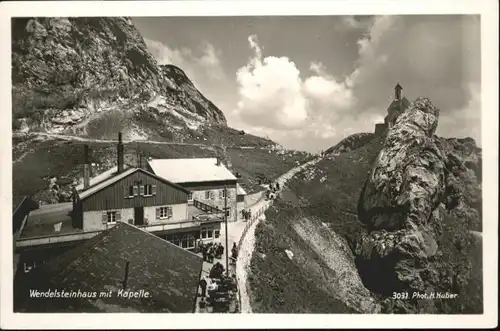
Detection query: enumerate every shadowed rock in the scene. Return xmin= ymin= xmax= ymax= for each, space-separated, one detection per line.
xmin=358 ymin=97 xmax=444 ymax=234
xmin=354 ymin=96 xmax=482 ymax=313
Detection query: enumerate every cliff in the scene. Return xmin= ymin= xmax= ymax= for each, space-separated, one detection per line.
xmin=11 ymin=17 xmax=226 ymax=139
xmin=356 ymin=97 xmax=482 ymax=313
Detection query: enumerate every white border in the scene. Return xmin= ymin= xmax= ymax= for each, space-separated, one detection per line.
xmin=0 ymin=0 xmax=498 ymax=329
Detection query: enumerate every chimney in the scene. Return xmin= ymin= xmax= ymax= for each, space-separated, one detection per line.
xmin=83 ymin=145 xmax=90 ymax=189
xmin=122 ymin=260 xmax=130 ymax=290
xmin=117 ymin=132 xmax=124 ymax=173
xmin=216 ymin=157 xmax=221 ymax=166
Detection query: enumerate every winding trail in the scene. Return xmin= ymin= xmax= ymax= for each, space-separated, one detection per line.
xmin=235 ymin=157 xmax=320 ymax=313
xmin=13 ymin=131 xmax=272 ymax=150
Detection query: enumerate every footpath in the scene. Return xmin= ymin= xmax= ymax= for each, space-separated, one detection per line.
xmin=234 ymin=158 xmax=320 ymax=313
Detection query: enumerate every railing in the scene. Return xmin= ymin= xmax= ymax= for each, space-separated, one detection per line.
xmin=234 ymin=197 xmax=272 ymax=313
xmin=236 ymin=200 xmax=271 ymax=253
xmin=193 ymin=199 xmax=224 ymax=214
xmin=16 ymin=218 xmax=202 ymax=249
xmin=13 ymin=196 xmax=38 ymax=234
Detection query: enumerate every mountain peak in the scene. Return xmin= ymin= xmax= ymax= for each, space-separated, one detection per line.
xmin=11 ymin=17 xmax=226 ymax=138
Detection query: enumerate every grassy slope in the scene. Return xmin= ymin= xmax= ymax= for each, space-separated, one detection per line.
xmin=249 ymin=199 xmax=356 ymax=313
xmin=288 ymin=136 xmax=384 ymax=248
xmin=247 ymin=138 xmax=384 ymax=313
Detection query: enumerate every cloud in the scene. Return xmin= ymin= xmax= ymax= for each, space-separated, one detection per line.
xmin=345 ymin=15 xmax=481 ymax=136
xmin=436 ymin=82 xmax=481 ymax=145
xmin=234 ymin=35 xmax=309 ymax=129
xmin=232 ymin=15 xmax=481 ymax=152
xmin=233 ymin=35 xmax=356 ymax=132
xmin=144 ymin=38 xmax=226 ymax=85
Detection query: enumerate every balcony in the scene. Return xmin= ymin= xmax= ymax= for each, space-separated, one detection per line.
xmin=192 ymin=199 xmax=224 ymax=214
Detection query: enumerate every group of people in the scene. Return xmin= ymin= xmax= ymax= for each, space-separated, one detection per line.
xmin=242 ymin=209 xmax=252 ymax=221
xmin=198 ymin=262 xmax=238 ymax=313
xmin=200 ymin=241 xmax=224 ymax=263
xmin=266 ymin=181 xmax=281 ymax=200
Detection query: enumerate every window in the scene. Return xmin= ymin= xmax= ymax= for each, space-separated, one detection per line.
xmin=187 ymin=235 xmax=196 ymax=249
xmin=201 ymin=227 xmax=214 ymax=240
xmin=188 ymin=192 xmax=193 ymax=201
xmin=205 ymin=191 xmax=210 ymax=200
xmin=133 ymin=185 xmax=139 ymax=196
xmin=225 ymin=208 xmax=231 ymax=217
xmin=214 ymin=229 xmax=220 ymax=238
xmin=144 ymin=184 xmax=153 ymax=196
xmin=157 ymin=206 xmax=173 ymax=220
xmin=140 ymin=185 xmax=145 ymax=196
xmin=219 ymin=189 xmax=226 ymax=199
xmin=102 ymin=210 xmax=120 ymax=224
xmin=107 ymin=211 xmax=117 ymax=223
xmin=128 ymin=186 xmax=134 ymax=197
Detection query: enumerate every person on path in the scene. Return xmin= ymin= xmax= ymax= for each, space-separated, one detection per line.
xmin=199 ymin=297 xmax=207 ymax=311
xmin=231 ymin=242 xmax=238 ymax=261
xmin=202 ymin=245 xmax=207 ymax=262
xmin=208 ymin=247 xmax=215 ymax=263
xmin=199 ymin=277 xmax=208 ymax=297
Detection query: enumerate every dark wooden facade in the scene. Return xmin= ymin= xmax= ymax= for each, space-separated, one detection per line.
xmin=79 ymin=169 xmax=190 ymax=212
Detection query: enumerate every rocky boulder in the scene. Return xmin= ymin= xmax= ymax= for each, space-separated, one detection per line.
xmin=354 ymin=97 xmax=482 ymax=313
xmin=358 ymin=97 xmax=445 ymax=233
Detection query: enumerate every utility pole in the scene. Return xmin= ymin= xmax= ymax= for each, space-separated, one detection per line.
xmin=224 ymin=185 xmax=229 ymax=276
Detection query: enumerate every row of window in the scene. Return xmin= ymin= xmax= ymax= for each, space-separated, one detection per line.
xmin=102 ymin=206 xmax=174 ymax=224
xmin=165 ymin=227 xmax=220 ymax=249
xmin=127 ymin=184 xmax=156 ymax=198
xmin=126 ymin=185 xmax=232 ymax=204
xmin=199 ymin=189 xmax=230 ymax=201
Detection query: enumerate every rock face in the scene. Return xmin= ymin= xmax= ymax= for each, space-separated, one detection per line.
xmin=11 ymin=17 xmax=226 ymax=136
xmin=358 ymin=98 xmax=444 ymax=232
xmin=355 ymin=97 xmax=482 ymax=313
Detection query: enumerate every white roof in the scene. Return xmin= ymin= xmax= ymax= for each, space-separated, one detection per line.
xmin=75 ymin=164 xmax=132 ymax=191
xmin=237 ymin=184 xmax=247 ymax=195
xmin=148 ymin=158 xmax=237 ymax=184
xmin=79 ymin=167 xmax=137 ymax=199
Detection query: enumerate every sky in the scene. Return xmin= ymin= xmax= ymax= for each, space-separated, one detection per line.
xmin=132 ymin=15 xmax=481 ymax=153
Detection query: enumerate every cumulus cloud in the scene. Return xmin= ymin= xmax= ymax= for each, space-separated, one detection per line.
xmin=144 ymin=38 xmax=226 ymax=85
xmin=233 ymin=35 xmax=356 ymax=132
xmin=234 ymin=35 xmax=309 ymax=129
xmin=232 ymin=15 xmax=481 ymax=152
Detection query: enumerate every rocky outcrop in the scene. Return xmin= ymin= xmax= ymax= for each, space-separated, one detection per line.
xmin=324 ymin=133 xmax=375 ymax=156
xmin=358 ymin=98 xmax=444 ymax=232
xmin=355 ymin=97 xmax=482 ymax=313
xmin=11 ymin=17 xmax=226 ymax=136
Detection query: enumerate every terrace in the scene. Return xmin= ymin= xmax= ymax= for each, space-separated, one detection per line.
xmin=16 ymin=201 xmax=224 ymax=250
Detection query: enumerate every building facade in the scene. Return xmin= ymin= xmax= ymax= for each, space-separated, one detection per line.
xmin=147 ymin=158 xmax=241 ymax=223
xmin=73 ymin=167 xmax=191 ymax=231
